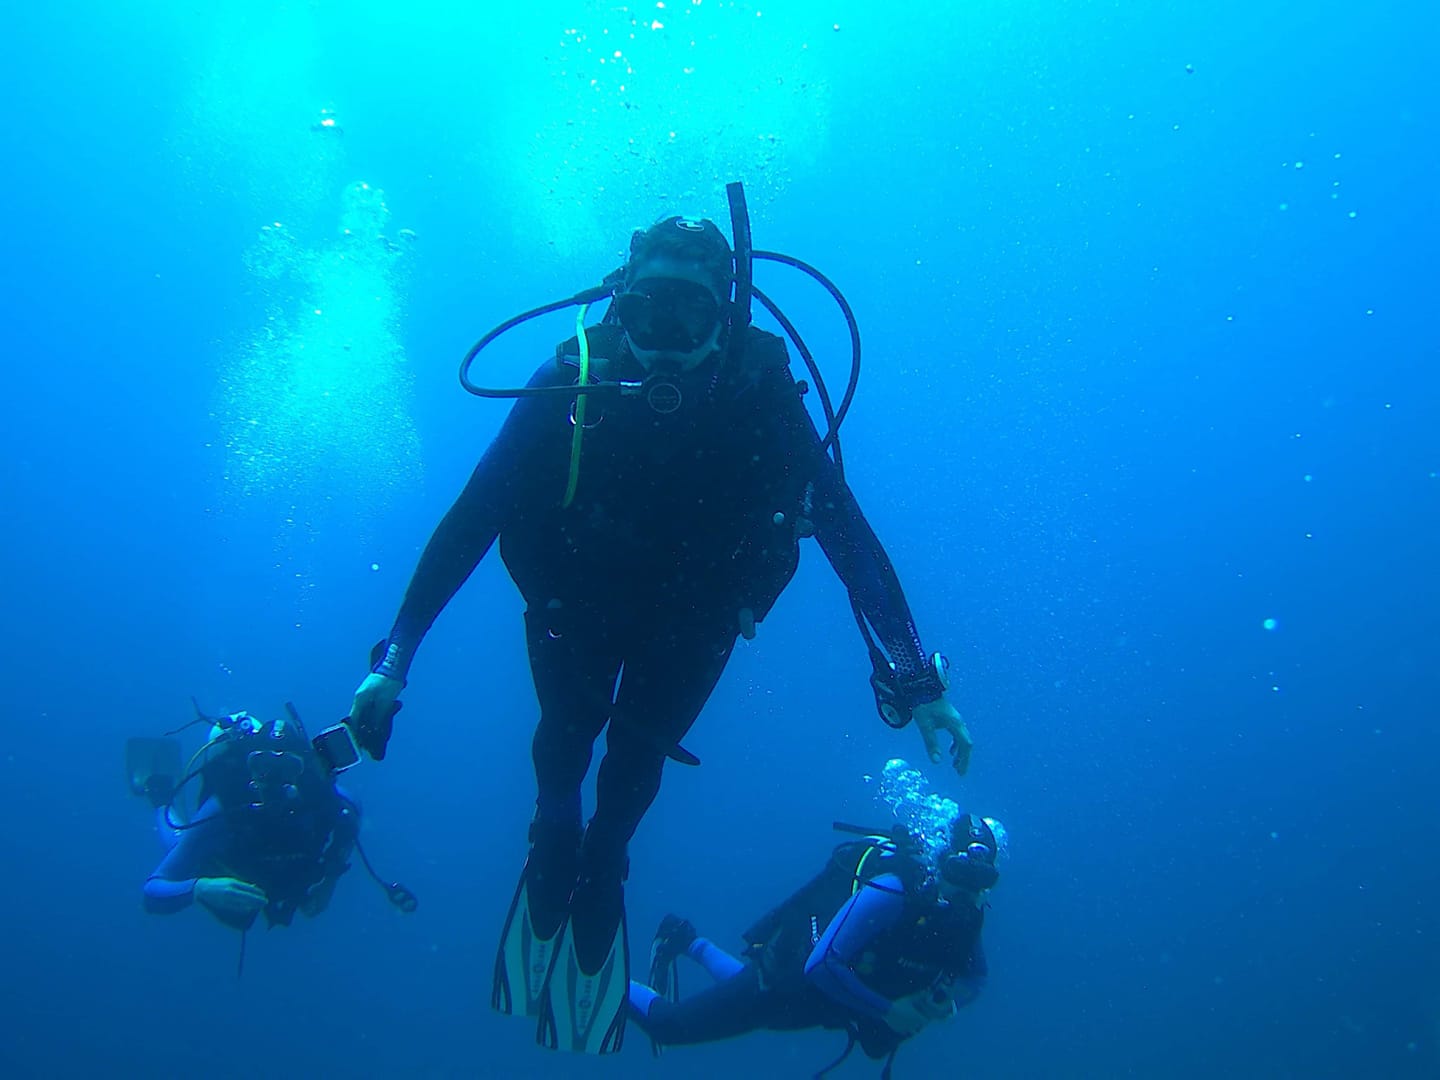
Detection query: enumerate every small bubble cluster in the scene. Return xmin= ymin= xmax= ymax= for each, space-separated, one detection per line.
xmin=217 ymin=177 xmax=423 ymax=577
xmin=877 ymin=758 xmax=960 ymax=869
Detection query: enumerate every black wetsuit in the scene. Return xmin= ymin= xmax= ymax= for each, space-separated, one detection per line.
xmin=376 ymin=327 xmax=934 ymax=946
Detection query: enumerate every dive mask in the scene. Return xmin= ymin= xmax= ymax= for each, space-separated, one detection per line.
xmin=940 ymin=844 xmax=1000 ymax=893
xmin=615 ymin=277 xmax=722 ymax=355
xmin=940 ymin=814 xmax=1003 ymax=893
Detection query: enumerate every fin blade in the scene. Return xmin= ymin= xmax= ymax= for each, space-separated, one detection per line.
xmin=493 ymin=861 xmax=564 ymax=1019
xmin=536 ymin=909 xmax=629 ymax=1054
xmin=125 ymin=737 xmax=182 ymax=804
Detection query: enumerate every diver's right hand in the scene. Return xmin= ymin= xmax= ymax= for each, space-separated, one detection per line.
xmin=912 ymin=697 xmax=972 ymax=777
xmin=350 ymin=672 xmax=404 ymax=761
xmin=194 ymin=877 xmax=268 ymax=921
xmin=884 ymin=987 xmax=957 ymax=1037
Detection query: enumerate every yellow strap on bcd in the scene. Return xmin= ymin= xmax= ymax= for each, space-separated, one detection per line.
xmin=561 ymin=303 xmax=592 ymax=508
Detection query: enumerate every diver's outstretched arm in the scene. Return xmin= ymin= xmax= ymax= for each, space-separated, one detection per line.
xmin=142 ymin=798 xmax=224 ymax=914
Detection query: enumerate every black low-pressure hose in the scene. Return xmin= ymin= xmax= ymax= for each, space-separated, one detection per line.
xmin=752 ymin=284 xmax=843 ymax=474
xmin=336 ymin=793 xmax=417 ymax=913
xmin=750 ymin=256 xmax=884 ymax=668
xmin=163 ymin=763 xmax=216 ymax=832
xmin=752 ymin=250 xmax=862 ymax=453
xmin=458 ymin=284 xmax=624 ymax=399
xmin=352 ymin=835 xmax=418 ymax=913
xmin=726 ymin=180 xmax=754 ymax=363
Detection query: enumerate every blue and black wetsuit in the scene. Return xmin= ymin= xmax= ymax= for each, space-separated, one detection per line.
xmin=145 ymin=790 xmax=359 ymax=929
xmin=630 ymin=872 xmax=986 ymax=1053
xmin=375 ymin=328 xmax=937 ymax=947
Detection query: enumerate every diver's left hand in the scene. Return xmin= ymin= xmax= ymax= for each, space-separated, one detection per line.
xmin=916 ymin=988 xmax=959 ymax=1023
xmin=912 ymin=697 xmax=971 ymax=777
xmin=885 ymin=987 xmax=957 ymax=1037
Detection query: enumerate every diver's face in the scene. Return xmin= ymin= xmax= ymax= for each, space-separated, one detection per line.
xmin=938 ymin=840 xmax=999 ymax=905
xmin=617 ymin=257 xmax=725 ymax=372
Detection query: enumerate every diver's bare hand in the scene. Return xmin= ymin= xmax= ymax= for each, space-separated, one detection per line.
xmin=194 ymin=877 xmax=267 ymax=920
xmin=912 ymin=698 xmax=972 ymax=777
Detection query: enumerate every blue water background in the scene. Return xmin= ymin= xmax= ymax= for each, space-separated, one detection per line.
xmin=2 ymin=2 xmax=1435 ymax=1077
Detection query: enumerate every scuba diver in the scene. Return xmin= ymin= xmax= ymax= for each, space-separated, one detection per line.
xmin=128 ymin=702 xmax=414 ymax=964
xmin=345 ymin=182 xmax=972 ymax=1053
xmin=630 ymin=814 xmax=1005 ymax=1078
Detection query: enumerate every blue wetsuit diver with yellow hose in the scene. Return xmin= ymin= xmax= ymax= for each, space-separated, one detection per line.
xmin=346 ymin=184 xmax=973 ymax=1054
xmin=130 ymin=705 xmax=415 ymax=959
xmin=138 ymin=710 xmax=359 ymax=933
xmin=631 ymin=815 xmax=1004 ymax=1078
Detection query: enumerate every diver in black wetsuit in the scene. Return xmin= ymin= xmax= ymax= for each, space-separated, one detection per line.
xmin=346 ymin=201 xmax=972 ymax=1053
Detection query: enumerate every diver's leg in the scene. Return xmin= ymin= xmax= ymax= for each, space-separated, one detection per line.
xmin=524 ymin=602 xmax=624 ymax=936
xmin=653 ymin=915 xmax=745 ymax=984
xmin=572 ymin=612 xmax=738 ymax=970
xmin=628 ymin=966 xmax=778 ymax=1047
xmin=688 ymin=937 xmax=746 ymax=983
xmin=589 ymin=610 xmax=738 ymax=849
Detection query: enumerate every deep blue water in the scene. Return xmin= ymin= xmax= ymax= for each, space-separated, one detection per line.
xmin=2 ymin=3 xmax=1435 ymax=1077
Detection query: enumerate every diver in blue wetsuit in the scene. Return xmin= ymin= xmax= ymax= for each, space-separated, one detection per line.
xmin=346 ymin=187 xmax=973 ymax=1054
xmin=630 ymin=814 xmax=1004 ymax=1077
xmin=130 ymin=706 xmax=414 ymax=941
xmin=137 ymin=710 xmax=359 ymax=931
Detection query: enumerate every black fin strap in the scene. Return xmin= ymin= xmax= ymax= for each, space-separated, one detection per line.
xmin=647 ymin=958 xmax=679 ymax=1059
xmin=815 ymin=1025 xmax=859 ymax=1079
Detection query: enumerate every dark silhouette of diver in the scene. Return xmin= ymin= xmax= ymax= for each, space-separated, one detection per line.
xmin=347 ymin=185 xmax=971 ymax=1052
